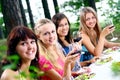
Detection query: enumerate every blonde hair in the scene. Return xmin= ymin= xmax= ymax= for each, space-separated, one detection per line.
xmin=34 ymin=18 xmax=65 ymax=69
xmin=79 ymin=7 xmax=101 ymax=46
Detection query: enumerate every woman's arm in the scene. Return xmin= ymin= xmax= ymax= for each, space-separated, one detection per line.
xmin=104 ymin=39 xmax=120 ymax=48
xmin=82 ymin=33 xmax=105 ymax=56
xmin=82 ymin=26 xmax=114 ymax=56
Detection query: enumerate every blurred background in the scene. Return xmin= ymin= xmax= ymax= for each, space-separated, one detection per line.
xmin=0 ymin=0 xmax=120 ymax=76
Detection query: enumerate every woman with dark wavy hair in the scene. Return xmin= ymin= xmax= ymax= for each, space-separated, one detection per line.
xmin=1 ymin=26 xmax=39 ymax=80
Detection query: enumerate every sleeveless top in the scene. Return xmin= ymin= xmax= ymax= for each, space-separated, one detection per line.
xmin=80 ymin=45 xmax=93 ymax=61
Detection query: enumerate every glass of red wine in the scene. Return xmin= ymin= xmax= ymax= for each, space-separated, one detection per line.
xmin=105 ymin=19 xmax=118 ymax=41
xmin=72 ymin=31 xmax=82 ymax=42
xmin=71 ymin=31 xmax=82 ymax=55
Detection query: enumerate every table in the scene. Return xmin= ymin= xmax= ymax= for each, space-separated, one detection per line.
xmin=89 ymin=48 xmax=120 ymax=80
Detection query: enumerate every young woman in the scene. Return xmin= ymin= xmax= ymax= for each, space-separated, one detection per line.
xmin=0 ymin=26 xmax=39 ymax=80
xmin=79 ymin=7 xmax=120 ymax=59
xmin=51 ymin=13 xmax=97 ymax=67
xmin=34 ymin=18 xmax=80 ymax=80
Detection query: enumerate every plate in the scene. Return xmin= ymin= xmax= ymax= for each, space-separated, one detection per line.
xmin=74 ymin=73 xmax=95 ymax=80
xmin=95 ymin=56 xmax=113 ymax=65
xmin=103 ymin=48 xmax=114 ymax=55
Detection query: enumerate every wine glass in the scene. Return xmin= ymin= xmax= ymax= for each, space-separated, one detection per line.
xmin=105 ymin=20 xmax=118 ymax=41
xmin=70 ymin=31 xmax=82 ymax=72
xmin=72 ymin=31 xmax=82 ymax=42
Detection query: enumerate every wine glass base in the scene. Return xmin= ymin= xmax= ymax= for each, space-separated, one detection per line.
xmin=110 ymin=37 xmax=118 ymax=41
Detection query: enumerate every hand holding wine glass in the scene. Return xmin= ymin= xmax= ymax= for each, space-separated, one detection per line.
xmin=71 ymin=31 xmax=82 ymax=54
xmin=105 ymin=20 xmax=118 ymax=41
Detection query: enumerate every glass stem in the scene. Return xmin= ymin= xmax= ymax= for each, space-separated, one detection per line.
xmin=111 ymin=32 xmax=114 ymax=38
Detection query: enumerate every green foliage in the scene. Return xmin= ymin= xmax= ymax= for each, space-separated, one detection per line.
xmin=2 ymin=55 xmax=20 ymax=70
xmin=60 ymin=0 xmax=83 ymax=22
xmin=29 ymin=66 xmax=44 ymax=78
xmin=70 ymin=22 xmax=79 ymax=35
xmin=111 ymin=61 xmax=120 ymax=75
xmin=98 ymin=0 xmax=120 ymax=28
xmin=0 ymin=39 xmax=7 ymax=61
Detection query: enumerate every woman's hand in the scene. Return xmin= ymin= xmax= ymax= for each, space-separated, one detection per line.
xmin=65 ymin=49 xmax=80 ymax=64
xmin=89 ymin=56 xmax=99 ymax=63
xmin=101 ymin=25 xmax=115 ymax=38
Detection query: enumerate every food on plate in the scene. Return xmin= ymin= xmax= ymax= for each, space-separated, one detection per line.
xmin=103 ymin=47 xmax=120 ymax=55
xmin=95 ymin=56 xmax=113 ymax=65
xmin=74 ymin=73 xmax=95 ymax=80
xmin=103 ymin=48 xmax=114 ymax=55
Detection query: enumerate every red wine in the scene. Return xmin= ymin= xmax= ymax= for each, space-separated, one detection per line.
xmin=73 ymin=37 xmax=82 ymax=42
xmin=109 ymin=26 xmax=114 ymax=29
xmin=71 ymin=50 xmax=81 ymax=55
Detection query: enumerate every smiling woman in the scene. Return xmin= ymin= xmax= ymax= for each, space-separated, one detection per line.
xmin=0 ymin=26 xmax=39 ymax=80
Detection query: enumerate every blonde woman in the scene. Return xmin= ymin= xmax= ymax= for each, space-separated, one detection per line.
xmin=34 ymin=18 xmax=80 ymax=80
xmin=79 ymin=7 xmax=120 ymax=60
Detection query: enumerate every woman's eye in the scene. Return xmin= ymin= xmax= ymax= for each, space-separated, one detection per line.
xmin=86 ymin=18 xmax=90 ymax=21
xmin=52 ymin=30 xmax=55 ymax=33
xmin=21 ymin=42 xmax=26 ymax=46
xmin=65 ymin=23 xmax=68 ymax=26
xmin=31 ymin=40 xmax=36 ymax=44
xmin=92 ymin=16 xmax=95 ymax=19
xmin=44 ymin=32 xmax=49 ymax=35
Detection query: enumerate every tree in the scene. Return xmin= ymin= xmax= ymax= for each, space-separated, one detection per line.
xmin=1 ymin=0 xmax=24 ymax=36
xmin=25 ymin=0 xmax=35 ymax=29
xmin=60 ymin=0 xmax=98 ymax=22
xmin=41 ymin=0 xmax=51 ymax=19
xmin=61 ymin=0 xmax=83 ymax=22
xmin=83 ymin=0 xmax=97 ymax=11
xmin=19 ymin=0 xmax=28 ymax=27
xmin=53 ymin=0 xmax=59 ymax=13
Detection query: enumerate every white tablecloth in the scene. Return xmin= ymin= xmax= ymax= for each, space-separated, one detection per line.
xmin=89 ymin=50 xmax=120 ymax=80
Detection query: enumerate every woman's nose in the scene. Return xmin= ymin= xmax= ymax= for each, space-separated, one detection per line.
xmin=28 ymin=43 xmax=33 ymax=50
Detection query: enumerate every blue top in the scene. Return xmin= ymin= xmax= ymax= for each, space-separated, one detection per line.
xmin=80 ymin=45 xmax=93 ymax=61
xmin=62 ymin=44 xmax=81 ymax=72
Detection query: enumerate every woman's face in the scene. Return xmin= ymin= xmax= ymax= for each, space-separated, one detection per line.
xmin=85 ymin=12 xmax=96 ymax=29
xmin=16 ymin=38 xmax=37 ymax=61
xmin=57 ymin=18 xmax=69 ymax=37
xmin=38 ymin=23 xmax=57 ymax=46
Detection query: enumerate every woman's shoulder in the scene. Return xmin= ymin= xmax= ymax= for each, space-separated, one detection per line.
xmin=1 ymin=69 xmax=17 ymax=80
xmin=80 ymin=31 xmax=87 ymax=36
xmin=80 ymin=31 xmax=89 ymax=39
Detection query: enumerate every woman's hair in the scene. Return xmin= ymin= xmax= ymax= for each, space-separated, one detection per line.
xmin=34 ymin=18 xmax=65 ymax=69
xmin=79 ymin=7 xmax=101 ymax=46
xmin=52 ymin=13 xmax=72 ymax=47
xmin=5 ymin=26 xmax=39 ymax=71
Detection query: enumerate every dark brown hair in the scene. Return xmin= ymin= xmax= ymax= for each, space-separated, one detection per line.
xmin=5 ymin=26 xmax=39 ymax=71
xmin=52 ymin=13 xmax=72 ymax=47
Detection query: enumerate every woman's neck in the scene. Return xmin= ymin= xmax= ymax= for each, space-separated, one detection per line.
xmin=19 ymin=61 xmax=31 ymax=74
xmin=59 ymin=36 xmax=70 ymax=46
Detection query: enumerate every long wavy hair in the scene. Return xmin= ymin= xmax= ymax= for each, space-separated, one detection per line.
xmin=34 ymin=18 xmax=65 ymax=70
xmin=79 ymin=7 xmax=101 ymax=46
xmin=52 ymin=13 xmax=72 ymax=47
